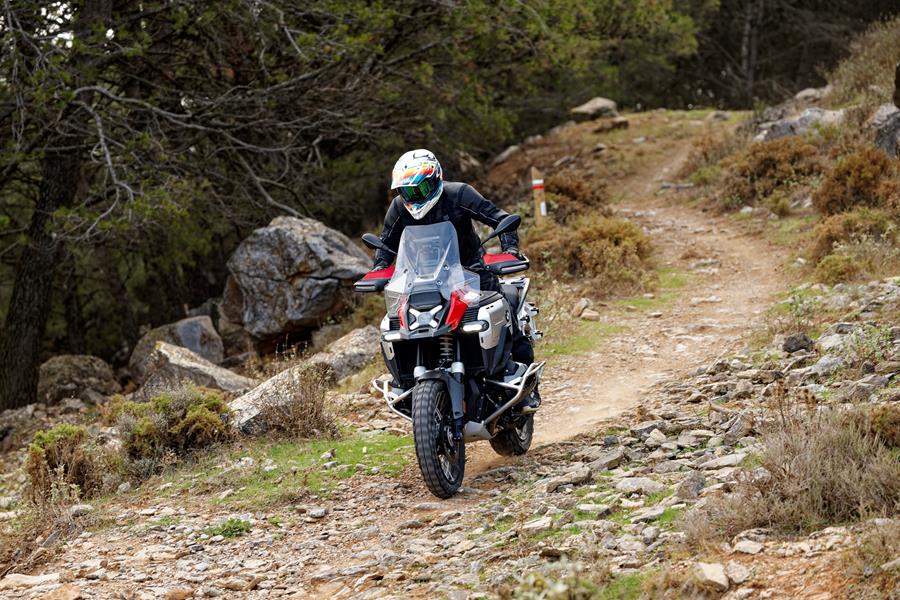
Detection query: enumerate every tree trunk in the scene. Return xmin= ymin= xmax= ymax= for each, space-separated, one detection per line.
xmin=893 ymin=62 xmax=899 ymax=109
xmin=0 ymin=155 xmax=78 ymax=409
xmin=63 ymin=255 xmax=87 ymax=355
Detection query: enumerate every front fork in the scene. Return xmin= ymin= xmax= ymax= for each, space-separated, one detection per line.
xmin=414 ymin=361 xmax=465 ymax=442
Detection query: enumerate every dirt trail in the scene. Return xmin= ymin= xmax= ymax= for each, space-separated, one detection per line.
xmin=469 ymin=127 xmax=789 ymax=471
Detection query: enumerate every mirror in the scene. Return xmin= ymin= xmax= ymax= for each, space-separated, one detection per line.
xmin=362 ymin=233 xmax=389 ymax=252
xmin=481 ymin=214 xmax=521 ymax=245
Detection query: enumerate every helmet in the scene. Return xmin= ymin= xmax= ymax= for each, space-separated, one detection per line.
xmin=391 ymin=149 xmax=443 ymax=220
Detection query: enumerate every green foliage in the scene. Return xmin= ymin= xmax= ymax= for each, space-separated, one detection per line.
xmin=204 ymin=518 xmax=252 ymax=538
xmin=114 ymin=385 xmax=232 ymax=477
xmin=829 ymin=16 xmax=900 ymax=107
xmin=26 ymin=424 xmax=101 ymax=503
xmin=809 ymin=208 xmax=896 ymax=264
xmin=814 ymin=254 xmax=861 ymax=285
xmin=812 ymin=147 xmax=894 ymax=215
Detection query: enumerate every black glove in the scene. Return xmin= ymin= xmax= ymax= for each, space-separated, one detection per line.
xmin=504 ymin=246 xmax=523 ymax=259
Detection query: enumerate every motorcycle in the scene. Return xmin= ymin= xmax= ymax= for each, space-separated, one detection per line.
xmin=353 ymin=215 xmax=544 ymax=498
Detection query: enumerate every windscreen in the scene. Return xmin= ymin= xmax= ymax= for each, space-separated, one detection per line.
xmin=385 ymin=222 xmax=479 ymax=314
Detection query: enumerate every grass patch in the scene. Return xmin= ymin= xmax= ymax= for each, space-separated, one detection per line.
xmin=656 ymin=507 xmax=685 ymax=528
xmin=205 ymin=518 xmax=251 ymax=538
xmin=541 ymin=321 xmax=627 ymax=357
xmin=599 ymin=572 xmax=648 ymax=600
xmin=159 ymin=431 xmax=412 ymax=508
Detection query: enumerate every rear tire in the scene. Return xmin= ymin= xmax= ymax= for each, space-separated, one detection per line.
xmin=490 ymin=414 xmax=534 ymax=456
xmin=412 ymin=380 xmax=465 ymax=498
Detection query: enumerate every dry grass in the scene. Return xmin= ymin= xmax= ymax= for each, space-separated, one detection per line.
xmin=829 ymin=16 xmax=900 ymax=108
xmin=25 ymin=424 xmax=109 ymax=503
xmin=251 ymin=363 xmax=340 ymax=439
xmin=684 ymin=393 xmax=900 ymax=544
xmin=845 ymin=520 xmax=900 ymax=599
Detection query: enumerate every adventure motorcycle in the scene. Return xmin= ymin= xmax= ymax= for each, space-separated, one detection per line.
xmin=354 ymin=215 xmax=544 ymax=498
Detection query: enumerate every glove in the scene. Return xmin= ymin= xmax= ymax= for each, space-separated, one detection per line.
xmin=372 ymin=262 xmax=390 ymax=272
xmin=504 ymin=246 xmax=523 ymax=259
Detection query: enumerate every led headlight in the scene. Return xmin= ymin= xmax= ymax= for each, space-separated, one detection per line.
xmin=461 ymin=320 xmax=488 ymax=333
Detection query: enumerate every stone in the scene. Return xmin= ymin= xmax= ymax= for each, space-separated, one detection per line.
xmin=39 ymin=584 xmax=82 ymax=600
xmin=699 ymin=453 xmax=747 ymax=470
xmin=816 ymin=333 xmax=845 ymax=353
xmin=37 ymin=355 xmax=121 ymax=404
xmin=165 ymin=590 xmax=195 ymax=600
xmin=570 ymin=96 xmax=618 ymax=120
xmin=734 ymin=540 xmax=764 ymax=555
xmin=521 ymin=516 xmax=552 ymax=534
xmin=586 ymin=447 xmax=626 ymax=471
xmin=130 ymin=316 xmax=224 ymax=383
xmin=870 ymin=104 xmax=900 ymax=157
xmin=572 ymin=298 xmax=591 ymax=318
xmin=794 ymin=86 xmax=829 ymax=103
xmin=676 ymin=471 xmax=706 ymax=500
xmin=809 ymin=355 xmax=844 ymax=379
xmin=580 ymin=308 xmax=602 ymax=321
xmin=221 ymin=216 xmax=370 ymax=348
xmin=757 ymin=108 xmax=845 ymax=141
xmin=725 ymin=561 xmax=751 ymax=585
xmin=491 ymin=145 xmax=521 ymax=166
xmin=575 ymin=504 xmax=610 ymax=515
xmin=140 ymin=342 xmax=255 ymax=394
xmin=782 ymin=333 xmax=813 ymax=353
xmin=0 ymin=572 xmax=60 ymax=590
xmin=615 ymin=477 xmax=667 ymax=496
xmin=304 ymin=326 xmax=380 ymax=382
xmin=542 ymin=466 xmax=592 ymax=493
xmin=69 ymin=504 xmax=94 ymax=517
xmin=724 ymin=413 xmax=754 ymax=445
xmin=693 ymin=562 xmax=729 ymax=591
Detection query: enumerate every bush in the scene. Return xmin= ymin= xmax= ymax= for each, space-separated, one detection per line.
xmin=809 ymin=208 xmax=895 ymax=264
xmin=544 ymin=172 xmax=610 ymax=224
xmin=684 ymin=405 xmax=900 ymax=543
xmin=869 ymin=404 xmax=900 ymax=450
xmin=26 ymin=424 xmax=101 ymax=503
xmin=829 ymin=17 xmax=900 ymax=107
xmin=678 ymin=130 xmax=742 ymax=180
xmin=814 ymin=254 xmax=861 ymax=284
xmin=719 ymin=137 xmax=820 ymax=209
xmin=113 ymin=385 xmax=233 ymax=477
xmin=524 ymin=214 xmax=653 ymax=295
xmin=252 ymin=363 xmax=339 ymax=439
xmin=812 ymin=147 xmax=894 ymax=215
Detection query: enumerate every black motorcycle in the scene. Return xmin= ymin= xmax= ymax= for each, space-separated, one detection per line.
xmin=354 ymin=215 xmax=544 ymax=498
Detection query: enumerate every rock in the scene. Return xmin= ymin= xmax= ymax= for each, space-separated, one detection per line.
xmin=542 ymin=466 xmax=592 ymax=493
xmin=304 ymin=326 xmax=380 ymax=382
xmin=734 ymin=540 xmax=764 ymax=555
xmin=676 ymin=471 xmax=706 ymax=500
xmin=575 ymin=504 xmax=610 ymax=515
xmin=870 ymin=104 xmax=900 ymax=157
xmin=757 ymin=108 xmax=845 ymax=141
xmin=794 ymin=86 xmax=829 ymax=103
xmin=140 ymin=342 xmax=255 ymax=394
xmin=521 ymin=516 xmax=553 ymax=534
xmin=69 ymin=503 xmax=94 ymax=517
xmin=570 ymin=97 xmax=618 ymax=120
xmin=572 ymin=298 xmax=591 ymax=318
xmin=491 ymin=145 xmax=521 ymax=166
xmin=130 ymin=316 xmax=224 ymax=383
xmin=699 ymin=453 xmax=747 ymax=470
xmin=694 ymin=562 xmax=729 ymax=591
xmin=881 ymin=556 xmax=900 ymax=572
xmin=710 ymin=111 xmax=730 ymax=121
xmin=222 ymin=217 xmax=370 ymax=347
xmin=586 ymin=447 xmax=626 ymax=471
xmin=724 ymin=413 xmax=754 ymax=445
xmin=165 ymin=590 xmax=194 ymax=600
xmin=37 ymin=355 xmax=121 ymax=404
xmin=39 ymin=584 xmax=82 ymax=600
xmin=0 ymin=572 xmax=60 ymax=590
xmin=580 ymin=309 xmax=602 ymax=321
xmin=782 ymin=333 xmax=813 ymax=353
xmin=816 ymin=333 xmax=846 ymax=353
xmin=725 ymin=561 xmax=751 ymax=585
xmin=615 ymin=477 xmax=667 ymax=496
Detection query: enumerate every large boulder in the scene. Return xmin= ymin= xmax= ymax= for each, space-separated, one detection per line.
xmin=870 ymin=104 xmax=900 ymax=158
xmin=306 ymin=326 xmax=380 ymax=382
xmin=37 ymin=355 xmax=121 ymax=404
xmin=756 ymin=107 xmax=845 ymax=141
xmin=570 ymin=97 xmax=618 ymax=120
xmin=140 ymin=342 xmax=255 ymax=394
xmin=222 ymin=217 xmax=370 ymax=349
xmin=129 ymin=316 xmax=224 ymax=384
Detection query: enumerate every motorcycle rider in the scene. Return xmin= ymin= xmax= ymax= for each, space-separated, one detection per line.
xmin=372 ymin=149 xmax=540 ymax=412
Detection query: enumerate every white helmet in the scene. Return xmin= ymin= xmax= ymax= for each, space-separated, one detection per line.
xmin=391 ymin=149 xmax=443 ymax=220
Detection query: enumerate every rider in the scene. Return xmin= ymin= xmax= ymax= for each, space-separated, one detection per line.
xmin=372 ymin=149 xmax=540 ymax=412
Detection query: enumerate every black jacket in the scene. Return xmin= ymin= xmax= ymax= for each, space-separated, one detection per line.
xmin=373 ymin=181 xmax=519 ymax=269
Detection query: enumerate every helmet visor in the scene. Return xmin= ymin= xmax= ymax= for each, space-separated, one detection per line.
xmin=398 ymin=178 xmax=439 ymax=207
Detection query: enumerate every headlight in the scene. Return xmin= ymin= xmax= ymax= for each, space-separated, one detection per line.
xmin=382 ymin=332 xmax=402 ymax=342
xmin=461 ymin=321 xmax=488 ymax=333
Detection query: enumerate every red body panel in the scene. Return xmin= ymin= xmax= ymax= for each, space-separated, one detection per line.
xmin=363 ymin=265 xmax=395 ymax=280
xmin=483 ymin=253 xmax=517 ymax=265
xmin=445 ymin=291 xmax=468 ymax=330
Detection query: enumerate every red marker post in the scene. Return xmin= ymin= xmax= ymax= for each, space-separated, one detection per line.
xmin=531 ymin=166 xmax=547 ymax=225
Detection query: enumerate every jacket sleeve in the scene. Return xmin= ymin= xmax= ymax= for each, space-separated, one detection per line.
xmin=458 ymin=184 xmax=520 ymax=251
xmin=374 ymin=198 xmax=404 ymax=268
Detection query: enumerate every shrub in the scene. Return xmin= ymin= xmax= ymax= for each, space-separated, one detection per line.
xmin=870 ymin=404 xmax=900 ymax=450
xmin=524 ymin=214 xmax=653 ymax=295
xmin=719 ymin=137 xmax=820 ymax=209
xmin=205 ymin=517 xmax=252 ymax=538
xmin=812 ymin=147 xmax=894 ymax=215
xmin=545 ymin=172 xmax=610 ymax=224
xmin=25 ymin=424 xmax=101 ymax=503
xmin=809 ymin=208 xmax=895 ymax=264
xmin=114 ymin=385 xmax=232 ymax=477
xmin=678 ymin=130 xmax=742 ymax=180
xmin=829 ymin=17 xmax=900 ymax=107
xmin=252 ymin=363 xmax=339 ymax=439
xmin=684 ymin=406 xmax=900 ymax=543
xmin=814 ymin=254 xmax=861 ymax=284
xmin=847 ymin=520 xmax=900 ymax=598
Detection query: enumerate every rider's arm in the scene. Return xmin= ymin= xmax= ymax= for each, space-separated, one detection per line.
xmin=458 ymin=184 xmax=520 ymax=254
xmin=373 ymin=198 xmax=404 ymax=269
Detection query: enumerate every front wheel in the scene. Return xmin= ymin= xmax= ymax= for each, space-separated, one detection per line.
xmin=411 ymin=380 xmax=466 ymax=499
xmin=490 ymin=414 xmax=534 ymax=456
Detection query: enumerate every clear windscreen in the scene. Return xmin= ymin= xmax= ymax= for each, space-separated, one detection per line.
xmin=385 ymin=222 xmax=480 ymax=315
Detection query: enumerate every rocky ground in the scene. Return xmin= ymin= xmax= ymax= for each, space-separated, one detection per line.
xmin=1 ymin=111 xmax=898 ymax=599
